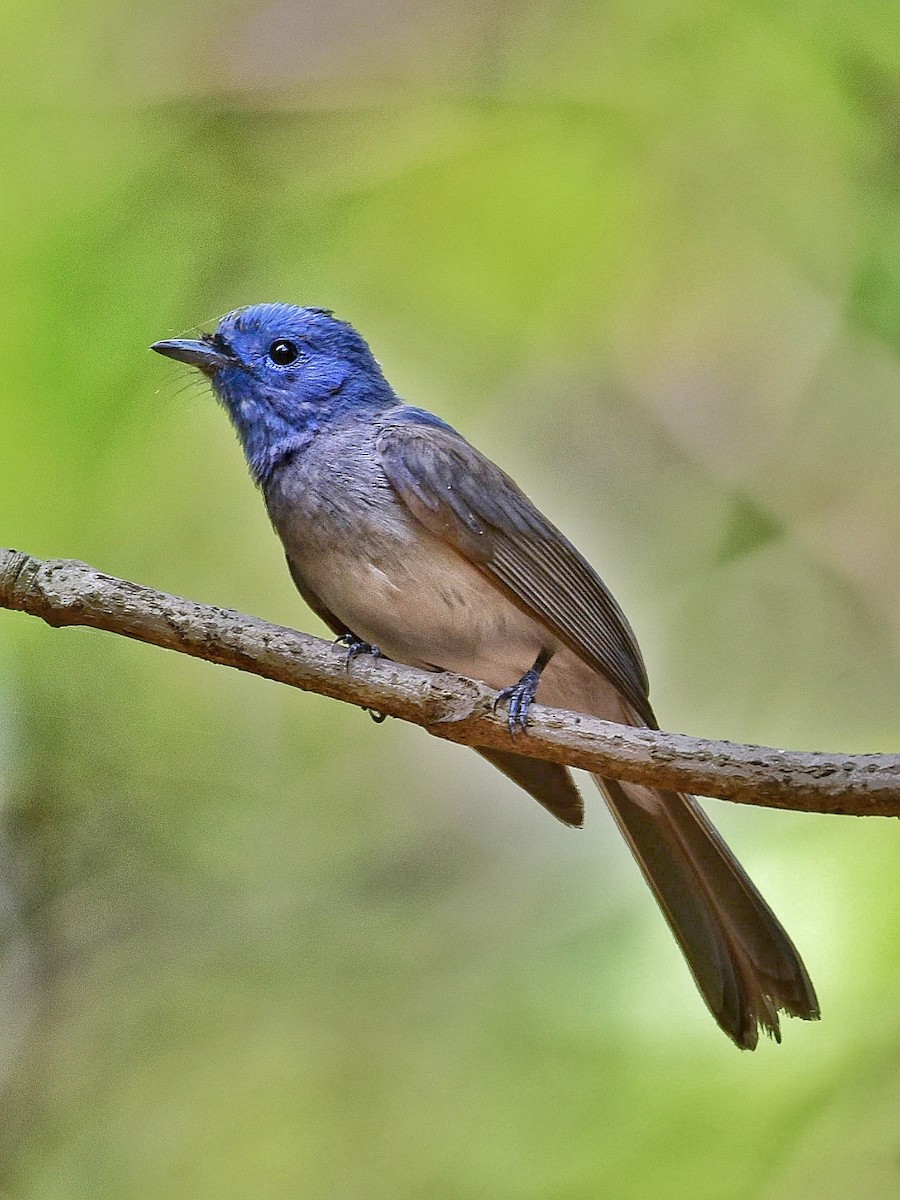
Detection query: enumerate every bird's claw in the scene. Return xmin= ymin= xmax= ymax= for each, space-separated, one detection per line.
xmin=335 ymin=633 xmax=381 ymax=672
xmin=494 ymin=667 xmax=541 ymax=735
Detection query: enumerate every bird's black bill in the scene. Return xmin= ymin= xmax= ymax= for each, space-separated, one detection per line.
xmin=150 ymin=338 xmax=230 ymax=373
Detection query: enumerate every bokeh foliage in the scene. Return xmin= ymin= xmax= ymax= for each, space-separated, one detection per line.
xmin=2 ymin=1 xmax=900 ymax=1196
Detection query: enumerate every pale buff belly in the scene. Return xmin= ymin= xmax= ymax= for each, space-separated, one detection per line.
xmin=293 ymin=524 xmax=634 ymax=727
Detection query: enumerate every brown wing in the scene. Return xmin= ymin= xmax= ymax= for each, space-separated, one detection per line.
xmin=376 ymin=415 xmax=655 ymax=727
xmin=477 ymin=748 xmax=584 ymax=827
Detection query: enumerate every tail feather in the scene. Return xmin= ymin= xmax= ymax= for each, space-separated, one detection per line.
xmin=598 ymin=777 xmax=819 ymax=1049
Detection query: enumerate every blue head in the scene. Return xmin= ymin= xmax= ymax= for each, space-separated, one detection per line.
xmin=152 ymin=304 xmax=396 ymax=484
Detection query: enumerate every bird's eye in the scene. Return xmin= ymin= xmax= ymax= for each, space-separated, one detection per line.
xmin=268 ymin=339 xmax=300 ymax=366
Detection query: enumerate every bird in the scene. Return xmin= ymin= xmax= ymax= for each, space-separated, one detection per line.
xmin=152 ymin=303 xmax=819 ymax=1049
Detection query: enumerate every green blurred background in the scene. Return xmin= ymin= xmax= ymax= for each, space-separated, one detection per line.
xmin=2 ymin=1 xmax=900 ymax=1196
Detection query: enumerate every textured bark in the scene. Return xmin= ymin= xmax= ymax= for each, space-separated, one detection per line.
xmin=1 ymin=548 xmax=898 ymax=816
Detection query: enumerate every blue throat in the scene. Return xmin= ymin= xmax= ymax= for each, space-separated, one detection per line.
xmin=232 ymin=399 xmax=311 ymax=486
xmin=213 ymin=368 xmax=395 ymax=486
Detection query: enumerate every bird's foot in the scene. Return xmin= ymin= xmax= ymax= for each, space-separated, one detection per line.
xmin=494 ymin=667 xmax=542 ymax=735
xmin=335 ymin=633 xmax=381 ymax=672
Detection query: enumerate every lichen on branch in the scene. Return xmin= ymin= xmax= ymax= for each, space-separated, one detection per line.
xmin=1 ymin=548 xmax=898 ymax=817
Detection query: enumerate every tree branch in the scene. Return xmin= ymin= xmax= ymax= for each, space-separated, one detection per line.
xmin=1 ymin=548 xmax=897 ymax=816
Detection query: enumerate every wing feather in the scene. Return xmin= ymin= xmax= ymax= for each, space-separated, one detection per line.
xmin=376 ymin=415 xmax=655 ymax=725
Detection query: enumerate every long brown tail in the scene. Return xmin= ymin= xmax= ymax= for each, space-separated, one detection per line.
xmin=597 ymin=776 xmax=819 ymax=1049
